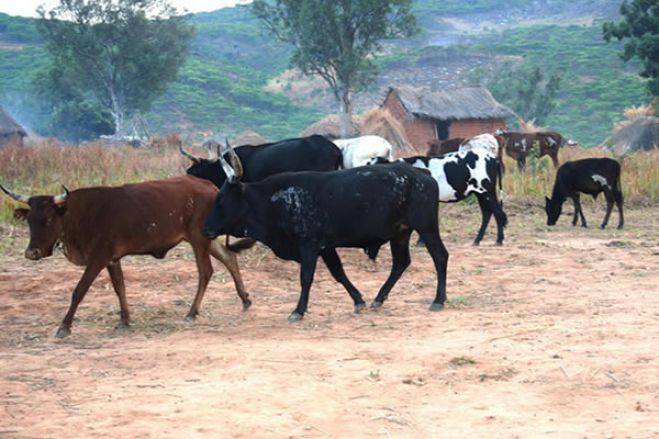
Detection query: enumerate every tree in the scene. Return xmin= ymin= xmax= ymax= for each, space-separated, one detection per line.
xmin=603 ymin=0 xmax=659 ymax=97
xmin=252 ymin=0 xmax=417 ymax=137
xmin=37 ymin=0 xmax=195 ymax=136
xmin=479 ymin=63 xmax=561 ymax=126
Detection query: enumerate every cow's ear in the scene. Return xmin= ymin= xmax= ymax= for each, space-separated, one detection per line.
xmin=13 ymin=208 xmax=29 ymax=221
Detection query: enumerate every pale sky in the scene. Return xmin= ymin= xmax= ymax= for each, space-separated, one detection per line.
xmin=0 ymin=0 xmax=251 ymax=18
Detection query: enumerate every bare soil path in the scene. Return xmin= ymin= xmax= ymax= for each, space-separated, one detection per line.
xmin=1 ymin=203 xmax=658 ymax=437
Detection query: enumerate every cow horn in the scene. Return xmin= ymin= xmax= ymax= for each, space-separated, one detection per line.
xmin=225 ymin=138 xmax=243 ymax=181
xmin=0 ymin=184 xmax=30 ymax=204
xmin=53 ymin=185 xmax=69 ymax=205
xmin=217 ymin=138 xmax=237 ymax=183
xmin=178 ymin=138 xmax=201 ymax=164
xmin=205 ymin=140 xmax=219 ymax=161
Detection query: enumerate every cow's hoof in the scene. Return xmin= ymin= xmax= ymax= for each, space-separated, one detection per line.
xmin=288 ymin=312 xmax=303 ymax=322
xmin=371 ymin=300 xmax=383 ymax=309
xmin=354 ymin=303 xmax=366 ymax=314
xmin=242 ymin=299 xmax=252 ymax=311
xmin=600 ymin=224 xmax=606 ymax=230
xmin=115 ymin=322 xmax=130 ymax=331
xmin=184 ymin=314 xmax=197 ymax=322
xmin=429 ymin=303 xmax=444 ymax=312
xmin=472 ymin=241 xmax=480 ymax=247
xmin=495 ymin=241 xmax=503 ymax=247
xmin=617 ymin=225 xmax=624 ymax=230
xmin=55 ymin=326 xmax=71 ymax=338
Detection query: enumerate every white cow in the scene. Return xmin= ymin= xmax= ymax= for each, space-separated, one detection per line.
xmin=458 ymin=133 xmax=500 ymax=156
xmin=333 ymin=135 xmax=394 ymax=169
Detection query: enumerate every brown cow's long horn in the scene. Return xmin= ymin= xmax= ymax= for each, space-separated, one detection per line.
xmin=178 ymin=139 xmax=201 ymax=164
xmin=225 ymin=138 xmax=243 ymax=181
xmin=53 ymin=185 xmax=69 ymax=205
xmin=0 ymin=184 xmax=30 ymax=204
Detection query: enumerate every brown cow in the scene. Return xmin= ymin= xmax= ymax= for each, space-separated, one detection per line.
xmin=427 ymin=137 xmax=465 ymax=156
xmin=1 ymin=176 xmax=251 ymax=338
xmin=496 ymin=130 xmax=565 ymax=171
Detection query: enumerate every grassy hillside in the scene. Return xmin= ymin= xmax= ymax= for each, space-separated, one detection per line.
xmin=473 ymin=24 xmax=647 ymax=146
xmin=0 ymin=2 xmax=647 ymax=145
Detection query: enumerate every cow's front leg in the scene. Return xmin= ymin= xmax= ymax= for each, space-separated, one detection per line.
xmin=289 ymin=248 xmax=319 ymax=322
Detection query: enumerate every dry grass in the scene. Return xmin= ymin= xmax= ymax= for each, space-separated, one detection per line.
xmin=0 ymin=139 xmax=205 ymax=223
xmin=501 ymin=146 xmax=659 ymax=204
xmin=0 ymin=140 xmax=657 ymax=225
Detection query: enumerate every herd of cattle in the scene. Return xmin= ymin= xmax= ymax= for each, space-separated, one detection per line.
xmin=0 ymin=131 xmax=624 ymax=337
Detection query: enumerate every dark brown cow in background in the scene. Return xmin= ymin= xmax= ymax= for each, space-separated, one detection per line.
xmin=1 ymin=176 xmax=252 ymax=338
xmin=427 ymin=137 xmax=465 ymax=156
xmin=496 ymin=129 xmax=565 ymax=171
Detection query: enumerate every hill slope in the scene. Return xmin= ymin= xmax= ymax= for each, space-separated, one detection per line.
xmin=0 ymin=1 xmax=648 ymax=145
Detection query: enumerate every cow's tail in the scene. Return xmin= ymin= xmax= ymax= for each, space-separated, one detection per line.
xmin=497 ymin=158 xmax=505 ymax=209
xmin=226 ymin=237 xmax=257 ymax=253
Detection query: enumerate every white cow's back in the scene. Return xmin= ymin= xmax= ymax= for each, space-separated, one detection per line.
xmin=458 ymin=133 xmax=499 ymax=156
xmin=334 ymin=135 xmax=394 ymax=168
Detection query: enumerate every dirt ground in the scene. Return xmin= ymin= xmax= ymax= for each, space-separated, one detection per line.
xmin=0 ymin=201 xmax=658 ymax=438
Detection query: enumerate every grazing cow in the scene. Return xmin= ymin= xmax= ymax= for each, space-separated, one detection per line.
xmin=369 ymin=148 xmax=507 ymax=245
xmin=496 ymin=129 xmax=565 ymax=171
xmin=0 ymin=176 xmax=251 ymax=338
xmin=333 ymin=135 xmax=394 ymax=169
xmin=427 ymin=137 xmax=464 ymax=156
xmin=202 ymin=144 xmax=449 ymax=322
xmin=545 ymin=158 xmax=624 ymax=229
xmin=179 ymin=135 xmax=343 ymax=188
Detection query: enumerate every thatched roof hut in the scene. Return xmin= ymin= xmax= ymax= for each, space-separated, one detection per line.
xmin=231 ymin=130 xmax=269 ymax=146
xmin=0 ymin=107 xmax=27 ymax=147
xmin=360 ymin=108 xmax=415 ymax=154
xmin=605 ymin=116 xmax=659 ymax=153
xmin=389 ymin=86 xmax=514 ymax=121
xmin=300 ymin=114 xmax=363 ymax=139
xmin=381 ymin=86 xmax=514 ymax=151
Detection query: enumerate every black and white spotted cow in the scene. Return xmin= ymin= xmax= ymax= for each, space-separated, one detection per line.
xmin=369 ymin=149 xmax=507 ymax=245
xmin=545 ymin=158 xmax=624 ymax=229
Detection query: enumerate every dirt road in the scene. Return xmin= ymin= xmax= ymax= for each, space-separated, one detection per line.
xmin=1 ymin=202 xmax=657 ymax=437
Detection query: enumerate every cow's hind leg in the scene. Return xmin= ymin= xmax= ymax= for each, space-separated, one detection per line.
xmin=289 ymin=247 xmax=320 ymax=322
xmin=107 ymin=260 xmax=130 ymax=329
xmin=418 ymin=230 xmax=449 ymax=311
xmin=615 ymin=190 xmax=624 ymax=229
xmin=600 ymin=191 xmax=615 ymax=229
xmin=372 ymin=230 xmax=412 ymax=308
xmin=209 ymin=241 xmax=251 ymax=310
xmin=186 ymin=240 xmax=213 ymax=320
xmin=474 ymin=195 xmax=493 ymax=246
xmin=320 ymin=248 xmax=366 ymax=313
xmin=57 ymin=258 xmax=108 ymax=338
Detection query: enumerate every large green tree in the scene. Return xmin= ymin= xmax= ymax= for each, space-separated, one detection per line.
xmin=37 ymin=0 xmax=195 ymax=137
xmin=603 ymin=0 xmax=659 ymax=97
xmin=252 ymin=0 xmax=417 ymax=137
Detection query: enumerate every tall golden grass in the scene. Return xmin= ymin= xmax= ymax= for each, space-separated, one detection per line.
xmin=0 ymin=140 xmax=657 ymax=224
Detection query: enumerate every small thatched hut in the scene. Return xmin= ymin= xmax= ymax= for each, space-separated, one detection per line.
xmin=605 ymin=117 xmax=659 ymax=153
xmin=603 ymin=105 xmax=658 ymax=153
xmin=300 ymin=114 xmax=362 ymax=139
xmin=0 ymin=107 xmax=27 ymax=147
xmin=360 ymin=108 xmax=415 ymax=154
xmin=381 ymin=86 xmax=514 ymax=150
xmin=231 ymin=130 xmax=269 ymax=146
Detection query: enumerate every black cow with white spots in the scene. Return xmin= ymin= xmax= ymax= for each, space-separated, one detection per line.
xmin=545 ymin=158 xmax=624 ymax=229
xmin=369 ymin=148 xmax=507 ymax=245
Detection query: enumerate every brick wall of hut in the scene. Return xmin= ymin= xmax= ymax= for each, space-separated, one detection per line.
xmin=449 ymin=118 xmax=507 ymax=139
